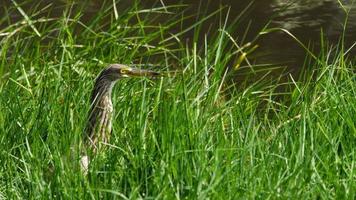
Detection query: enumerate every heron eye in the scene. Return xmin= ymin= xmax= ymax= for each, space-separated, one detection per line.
xmin=120 ymin=69 xmax=129 ymax=74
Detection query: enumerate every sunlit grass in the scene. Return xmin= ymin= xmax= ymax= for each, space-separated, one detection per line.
xmin=0 ymin=1 xmax=355 ymax=199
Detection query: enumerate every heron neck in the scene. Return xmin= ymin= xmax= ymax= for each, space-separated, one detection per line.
xmin=90 ymin=79 xmax=117 ymax=105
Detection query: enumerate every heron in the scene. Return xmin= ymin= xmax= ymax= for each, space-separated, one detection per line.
xmin=80 ymin=64 xmax=160 ymax=173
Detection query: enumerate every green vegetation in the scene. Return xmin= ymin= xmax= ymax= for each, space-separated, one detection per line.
xmin=0 ymin=1 xmax=355 ymax=199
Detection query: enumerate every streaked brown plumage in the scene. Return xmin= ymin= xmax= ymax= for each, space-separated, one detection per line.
xmin=80 ymin=64 xmax=160 ymax=173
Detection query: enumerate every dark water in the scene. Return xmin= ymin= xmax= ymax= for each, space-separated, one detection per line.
xmin=164 ymin=0 xmax=356 ymax=77
xmin=2 ymin=0 xmax=356 ymax=76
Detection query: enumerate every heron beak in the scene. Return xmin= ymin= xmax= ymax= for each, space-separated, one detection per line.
xmin=127 ymin=68 xmax=161 ymax=77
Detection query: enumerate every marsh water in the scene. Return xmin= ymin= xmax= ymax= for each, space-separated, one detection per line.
xmin=2 ymin=0 xmax=356 ymax=75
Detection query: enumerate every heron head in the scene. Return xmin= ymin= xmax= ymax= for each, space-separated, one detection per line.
xmin=90 ymin=64 xmax=161 ymax=107
xmin=101 ymin=64 xmax=161 ymax=81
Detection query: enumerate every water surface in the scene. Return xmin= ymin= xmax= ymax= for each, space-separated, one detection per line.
xmin=2 ymin=0 xmax=355 ymax=76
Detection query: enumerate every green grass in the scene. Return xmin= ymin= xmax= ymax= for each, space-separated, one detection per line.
xmin=1 ymin=1 xmax=355 ymax=199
